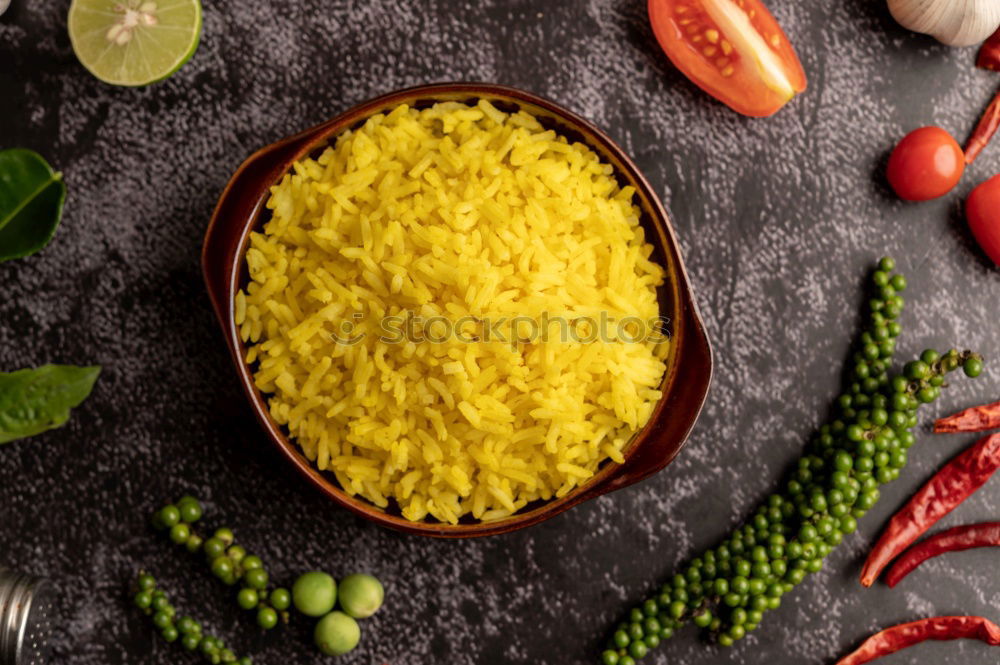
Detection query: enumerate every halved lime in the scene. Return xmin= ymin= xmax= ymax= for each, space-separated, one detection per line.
xmin=68 ymin=0 xmax=202 ymax=87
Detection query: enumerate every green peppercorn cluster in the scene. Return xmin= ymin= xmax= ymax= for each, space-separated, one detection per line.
xmin=132 ymin=572 xmax=251 ymax=665
xmin=599 ymin=258 xmax=985 ymax=665
xmin=152 ymin=496 xmax=292 ymax=629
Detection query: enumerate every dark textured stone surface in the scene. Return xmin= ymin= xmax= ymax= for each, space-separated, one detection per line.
xmin=2 ymin=1 xmax=999 ymax=664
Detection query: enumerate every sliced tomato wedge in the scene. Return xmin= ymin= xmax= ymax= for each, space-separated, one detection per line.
xmin=648 ymin=0 xmax=807 ymax=117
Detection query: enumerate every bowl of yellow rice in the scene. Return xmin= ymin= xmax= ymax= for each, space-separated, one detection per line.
xmin=203 ymin=83 xmax=712 ymax=537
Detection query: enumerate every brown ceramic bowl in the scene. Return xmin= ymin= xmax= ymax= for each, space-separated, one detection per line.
xmin=202 ymin=82 xmax=712 ymax=538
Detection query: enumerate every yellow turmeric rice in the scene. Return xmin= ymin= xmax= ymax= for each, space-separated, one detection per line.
xmin=235 ymin=100 xmax=668 ymax=524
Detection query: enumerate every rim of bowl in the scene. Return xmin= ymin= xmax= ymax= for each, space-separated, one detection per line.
xmin=203 ymin=82 xmax=713 ymax=537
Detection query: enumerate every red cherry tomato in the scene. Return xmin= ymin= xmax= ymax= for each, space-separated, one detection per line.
xmin=648 ymin=0 xmax=807 ymax=117
xmin=967 ymin=174 xmax=1000 ymax=266
xmin=977 ymin=27 xmax=1000 ymax=71
xmin=886 ymin=127 xmax=965 ymax=201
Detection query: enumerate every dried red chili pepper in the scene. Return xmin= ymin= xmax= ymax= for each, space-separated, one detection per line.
xmin=834 ymin=616 xmax=1000 ymax=665
xmin=859 ymin=433 xmax=1000 ymax=587
xmin=935 ymin=399 xmax=1000 ymax=433
xmin=978 ymin=28 xmax=1000 ymax=72
xmin=885 ymin=521 xmax=1000 ymax=587
xmin=964 ymin=90 xmax=1000 ymax=164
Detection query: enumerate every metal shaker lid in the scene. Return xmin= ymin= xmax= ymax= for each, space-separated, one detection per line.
xmin=0 ymin=569 xmax=54 ymax=665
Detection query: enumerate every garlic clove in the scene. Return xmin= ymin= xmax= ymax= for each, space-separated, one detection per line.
xmin=888 ymin=0 xmax=1000 ymax=47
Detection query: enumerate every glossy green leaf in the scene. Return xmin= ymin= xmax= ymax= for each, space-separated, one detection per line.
xmin=0 ymin=149 xmax=67 ymax=263
xmin=0 ymin=365 xmax=101 ymax=444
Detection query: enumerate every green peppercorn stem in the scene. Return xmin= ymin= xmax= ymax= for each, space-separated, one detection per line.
xmin=132 ymin=571 xmax=252 ymax=664
xmin=598 ymin=260 xmax=984 ymax=662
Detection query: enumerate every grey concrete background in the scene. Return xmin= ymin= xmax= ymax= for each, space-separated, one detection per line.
xmin=2 ymin=1 xmax=999 ymax=664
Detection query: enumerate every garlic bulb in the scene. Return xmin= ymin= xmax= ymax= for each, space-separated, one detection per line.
xmin=888 ymin=0 xmax=1000 ymax=47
